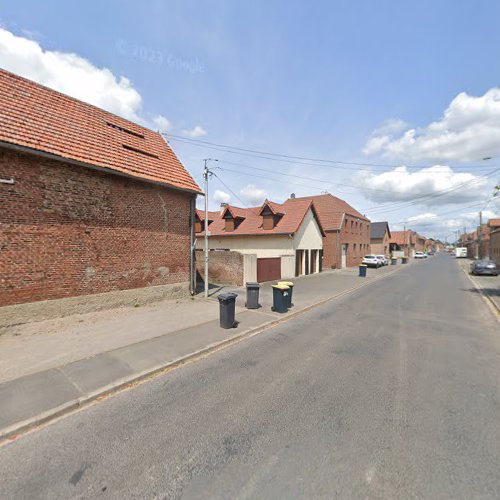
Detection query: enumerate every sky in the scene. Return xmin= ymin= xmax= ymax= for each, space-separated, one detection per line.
xmin=1 ymin=0 xmax=499 ymax=241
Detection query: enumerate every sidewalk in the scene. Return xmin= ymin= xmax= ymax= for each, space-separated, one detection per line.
xmin=0 ymin=261 xmax=408 ymax=440
xmin=455 ymin=258 xmax=500 ymax=312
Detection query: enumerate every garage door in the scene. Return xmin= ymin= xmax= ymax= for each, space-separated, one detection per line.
xmin=257 ymin=257 xmax=281 ymax=282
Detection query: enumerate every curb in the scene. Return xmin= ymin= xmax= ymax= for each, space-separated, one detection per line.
xmin=459 ymin=263 xmax=500 ymax=317
xmin=0 ymin=265 xmax=403 ymax=444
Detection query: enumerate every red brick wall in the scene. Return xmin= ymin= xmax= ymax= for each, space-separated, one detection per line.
xmin=195 ymin=250 xmax=244 ymax=286
xmin=370 ymin=232 xmax=390 ymax=256
xmin=490 ymin=229 xmax=500 ymax=266
xmin=321 ymin=231 xmax=339 ymax=269
xmin=339 ymin=216 xmax=371 ymax=268
xmin=0 ymin=148 xmax=194 ymax=306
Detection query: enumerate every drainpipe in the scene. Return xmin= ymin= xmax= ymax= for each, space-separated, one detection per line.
xmin=189 ymin=196 xmax=196 ymax=295
xmin=337 ymin=213 xmax=345 ymax=269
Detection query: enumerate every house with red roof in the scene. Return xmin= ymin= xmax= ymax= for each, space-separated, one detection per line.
xmin=390 ymin=230 xmax=416 ymax=257
xmin=288 ymin=194 xmax=371 ymax=269
xmin=0 ymin=69 xmax=201 ymax=306
xmin=195 ymin=198 xmax=324 ymax=283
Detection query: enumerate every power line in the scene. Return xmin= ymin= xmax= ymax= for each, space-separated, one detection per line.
xmin=214 ymin=160 xmax=500 ymax=215
xmin=165 ymin=133 xmax=497 ymax=172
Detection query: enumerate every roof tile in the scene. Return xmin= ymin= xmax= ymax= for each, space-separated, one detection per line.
xmin=0 ymin=69 xmax=201 ymax=193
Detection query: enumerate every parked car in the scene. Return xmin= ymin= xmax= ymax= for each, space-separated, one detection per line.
xmin=470 ymin=260 xmax=498 ymax=276
xmin=414 ymin=251 xmax=427 ymax=259
xmin=375 ymin=255 xmax=389 ymax=266
xmin=362 ymin=255 xmax=382 ymax=268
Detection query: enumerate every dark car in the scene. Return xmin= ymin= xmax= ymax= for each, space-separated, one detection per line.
xmin=470 ymin=260 xmax=498 ymax=276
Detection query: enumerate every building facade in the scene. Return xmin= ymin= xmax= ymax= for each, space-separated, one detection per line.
xmin=292 ymin=194 xmax=371 ymax=269
xmin=0 ymin=69 xmax=200 ymax=307
xmin=370 ymin=222 xmax=391 ymax=256
xmin=195 ymin=199 xmax=324 ymax=283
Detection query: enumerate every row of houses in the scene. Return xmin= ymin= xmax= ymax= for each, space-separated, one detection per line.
xmin=459 ymin=219 xmax=500 ymax=264
xmin=0 ymin=68 xmax=441 ymax=307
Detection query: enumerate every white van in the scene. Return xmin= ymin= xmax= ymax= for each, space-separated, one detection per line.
xmin=455 ymin=247 xmax=467 ymax=258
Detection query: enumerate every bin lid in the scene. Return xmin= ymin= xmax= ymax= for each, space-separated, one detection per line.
xmin=246 ymin=282 xmax=260 ymax=288
xmin=278 ymin=281 xmax=294 ymax=287
xmin=218 ymin=292 xmax=238 ymax=301
xmin=359 ymin=264 xmax=367 ymax=267
xmin=272 ymin=284 xmax=290 ymax=290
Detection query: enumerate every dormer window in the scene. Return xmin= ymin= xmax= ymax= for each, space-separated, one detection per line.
xmin=222 ymin=206 xmax=245 ymax=232
xmin=259 ymin=201 xmax=284 ymax=230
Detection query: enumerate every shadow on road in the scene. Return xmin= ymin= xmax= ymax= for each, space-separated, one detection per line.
xmin=461 ymin=287 xmax=500 ymax=297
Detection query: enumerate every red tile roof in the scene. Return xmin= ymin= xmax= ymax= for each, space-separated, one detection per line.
xmin=0 ymin=69 xmax=201 ymax=193
xmin=390 ymin=230 xmax=416 ymax=245
xmin=197 ymin=210 xmax=219 ymax=222
xmin=196 ymin=198 xmax=324 ymax=237
xmin=291 ymin=194 xmax=369 ymax=231
xmin=488 ymin=218 xmax=500 ymax=228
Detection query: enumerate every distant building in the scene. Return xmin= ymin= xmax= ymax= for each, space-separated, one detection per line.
xmin=390 ymin=230 xmax=416 ymax=257
xmin=370 ymin=222 xmax=391 ymax=256
xmin=290 ymin=194 xmax=371 ymax=269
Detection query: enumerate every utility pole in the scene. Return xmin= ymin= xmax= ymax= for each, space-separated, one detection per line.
xmin=203 ymin=159 xmax=218 ymax=298
xmin=403 ymin=223 xmax=407 ymax=257
xmin=478 ymin=211 xmax=483 ymax=259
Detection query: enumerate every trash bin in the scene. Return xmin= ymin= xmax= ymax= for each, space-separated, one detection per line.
xmin=278 ymin=281 xmax=294 ymax=307
xmin=218 ymin=292 xmax=238 ymax=329
xmin=359 ymin=264 xmax=367 ymax=277
xmin=271 ymin=284 xmax=289 ymax=313
xmin=391 ymin=258 xmax=397 ymax=265
xmin=245 ymin=282 xmax=260 ymax=309
xmin=402 ymin=257 xmax=408 ymax=264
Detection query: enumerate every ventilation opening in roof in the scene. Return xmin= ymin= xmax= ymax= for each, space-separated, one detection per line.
xmin=107 ymin=122 xmax=145 ymax=139
xmin=122 ymin=144 xmax=159 ymax=159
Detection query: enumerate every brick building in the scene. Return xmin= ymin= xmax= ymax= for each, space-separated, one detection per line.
xmin=0 ymin=69 xmax=201 ymax=306
xmin=370 ymin=221 xmax=391 ymax=256
xmin=489 ymin=219 xmax=500 ymax=266
xmin=291 ymin=194 xmax=370 ymax=269
xmin=390 ymin=230 xmax=416 ymax=257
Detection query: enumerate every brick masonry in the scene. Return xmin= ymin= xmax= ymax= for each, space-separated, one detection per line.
xmin=0 ymin=148 xmax=194 ymax=306
xmin=195 ymin=250 xmax=244 ymax=286
xmin=321 ymin=216 xmax=371 ymax=269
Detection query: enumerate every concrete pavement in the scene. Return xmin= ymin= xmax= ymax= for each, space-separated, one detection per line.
xmin=0 ymin=253 xmax=498 ymax=498
xmin=0 ymin=261 xmax=402 ymax=439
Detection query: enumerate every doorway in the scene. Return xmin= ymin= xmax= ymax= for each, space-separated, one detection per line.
xmin=341 ymin=244 xmax=347 ymax=268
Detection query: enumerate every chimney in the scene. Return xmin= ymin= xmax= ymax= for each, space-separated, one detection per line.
xmin=290 ymin=193 xmax=296 ymax=199
xmin=220 ymin=202 xmax=228 ymax=214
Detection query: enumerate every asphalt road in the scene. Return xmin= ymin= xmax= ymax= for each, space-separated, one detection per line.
xmin=1 ymin=254 xmax=499 ymax=499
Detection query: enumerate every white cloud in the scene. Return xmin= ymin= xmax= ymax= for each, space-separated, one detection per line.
xmin=213 ymin=189 xmax=231 ymax=204
xmin=182 ymin=125 xmax=207 ymax=138
xmin=152 ymin=114 xmax=171 ymax=132
xmin=357 ymin=166 xmax=488 ymax=205
xmin=0 ymin=27 xmax=145 ymax=122
xmin=407 ymin=212 xmax=437 ymax=224
xmin=391 ymin=208 xmax=499 ymax=239
xmin=363 ymin=88 xmax=500 ymax=162
xmin=239 ymin=184 xmax=268 ymax=205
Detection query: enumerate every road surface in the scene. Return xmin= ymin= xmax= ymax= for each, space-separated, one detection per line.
xmin=1 ymin=254 xmax=499 ymax=499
